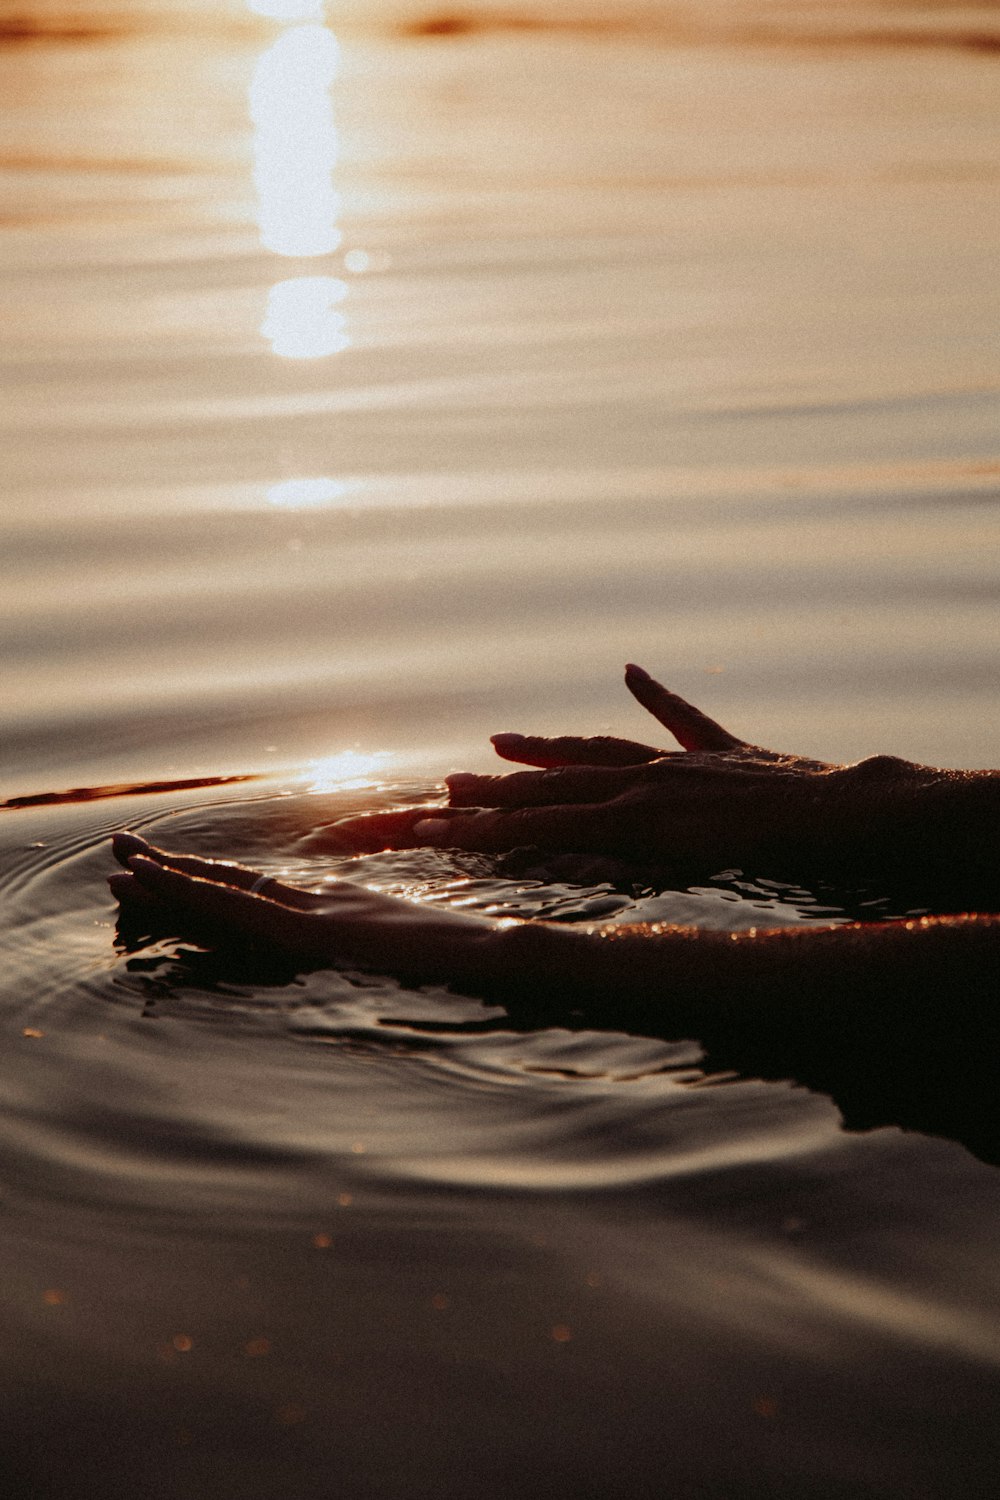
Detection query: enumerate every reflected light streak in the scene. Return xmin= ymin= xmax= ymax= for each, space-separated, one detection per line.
xmin=268 ymin=477 xmax=351 ymax=507
xmin=248 ymin=0 xmax=326 ymax=19
xmin=250 ymin=24 xmax=341 ymax=257
xmin=305 ymin=750 xmax=395 ymax=793
xmin=261 ymin=276 xmax=349 ymax=357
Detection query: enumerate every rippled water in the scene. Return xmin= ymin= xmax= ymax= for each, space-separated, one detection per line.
xmin=2 ymin=2 xmax=1000 ymax=1494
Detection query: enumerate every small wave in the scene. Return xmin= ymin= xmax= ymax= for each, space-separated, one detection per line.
xmin=4 ymin=2 xmax=996 ymax=55
xmin=1 ymin=773 xmax=262 ymax=812
xmin=398 ymin=9 xmax=635 ymax=39
xmin=0 ymin=15 xmax=117 ymax=46
xmin=394 ymin=6 xmax=1000 ymax=55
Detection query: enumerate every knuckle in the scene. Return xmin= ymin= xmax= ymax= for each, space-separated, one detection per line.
xmin=846 ymin=754 xmax=915 ymax=779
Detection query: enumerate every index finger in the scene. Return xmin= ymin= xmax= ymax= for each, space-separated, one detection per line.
xmin=625 ymin=664 xmax=747 ymax=752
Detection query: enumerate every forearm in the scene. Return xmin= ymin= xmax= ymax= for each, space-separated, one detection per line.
xmin=475 ymin=910 xmax=1000 ymax=1035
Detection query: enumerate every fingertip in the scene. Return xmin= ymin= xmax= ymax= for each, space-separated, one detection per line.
xmin=109 ymin=871 xmax=152 ymax=905
xmin=624 ymin=662 xmax=650 ymax=682
xmin=112 ymin=831 xmax=149 ymax=863
xmin=446 ymin=773 xmax=483 ymax=807
xmin=492 ymin=732 xmax=545 ymax=766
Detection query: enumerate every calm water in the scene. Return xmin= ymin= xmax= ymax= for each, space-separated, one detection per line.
xmin=2 ymin=2 xmax=999 ymax=1494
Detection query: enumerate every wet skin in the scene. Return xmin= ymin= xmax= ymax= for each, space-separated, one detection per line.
xmin=109 ymin=665 xmax=1000 ymax=1162
xmin=312 ymin=665 xmax=1000 ymax=907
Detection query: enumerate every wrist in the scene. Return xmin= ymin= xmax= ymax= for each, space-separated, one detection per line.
xmin=476 ymin=917 xmax=726 ymax=1029
xmin=821 ymin=760 xmax=1000 ymax=900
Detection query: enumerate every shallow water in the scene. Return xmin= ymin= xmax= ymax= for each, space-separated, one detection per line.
xmin=2 ymin=2 xmax=1000 ymax=1495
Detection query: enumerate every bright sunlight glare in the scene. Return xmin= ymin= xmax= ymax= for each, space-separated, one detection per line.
xmin=305 ymin=750 xmax=395 ymax=793
xmin=267 ymin=477 xmax=351 ymax=507
xmin=247 ymin=0 xmax=326 ymax=20
xmin=250 ymin=24 xmax=341 ymax=257
xmin=261 ymin=276 xmax=350 ymax=357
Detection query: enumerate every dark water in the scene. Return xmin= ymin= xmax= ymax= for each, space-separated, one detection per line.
xmin=2 ymin=1 xmax=1000 ymax=1493
xmin=3 ymin=779 xmax=1000 ymax=1496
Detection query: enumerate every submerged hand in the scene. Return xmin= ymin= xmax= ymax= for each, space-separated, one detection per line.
xmin=105 ymin=829 xmax=1000 ymax=1171
xmin=109 ymin=833 xmax=497 ymax=985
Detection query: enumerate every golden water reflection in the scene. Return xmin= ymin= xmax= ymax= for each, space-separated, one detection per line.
xmin=267 ymin=476 xmax=351 ymax=507
xmin=305 ymin=750 xmax=395 ymax=793
xmin=249 ymin=21 xmax=341 ymax=259
xmin=247 ymin=0 xmax=327 ymax=19
xmin=248 ymin=4 xmax=353 ymax=580
xmin=261 ymin=275 xmax=349 ymax=356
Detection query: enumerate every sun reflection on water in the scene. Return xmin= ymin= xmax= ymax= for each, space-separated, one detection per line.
xmin=250 ymin=22 xmax=341 ymax=259
xmin=267 ymin=476 xmax=351 ymax=507
xmin=247 ymin=0 xmax=327 ymax=19
xmin=305 ymin=750 xmax=395 ymax=793
xmin=261 ymin=275 xmax=349 ymax=357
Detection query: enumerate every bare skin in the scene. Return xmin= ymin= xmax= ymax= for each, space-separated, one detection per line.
xmin=109 ymin=834 xmax=502 ymax=993
xmin=107 ymin=668 xmax=1000 ymax=1161
xmin=110 ymin=830 xmax=1000 ymax=1019
xmin=310 ymin=664 xmax=1000 ymax=906
xmin=108 ymin=662 xmax=1000 ymax=1003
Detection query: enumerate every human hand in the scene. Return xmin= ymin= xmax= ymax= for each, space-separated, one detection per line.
xmin=320 ymin=664 xmax=860 ymax=875
xmin=109 ymin=833 xmax=498 ymax=984
xmin=104 ymin=843 xmax=1000 ymax=1170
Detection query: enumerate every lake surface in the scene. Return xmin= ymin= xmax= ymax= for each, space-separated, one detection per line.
xmin=1 ymin=2 xmax=999 ymax=1494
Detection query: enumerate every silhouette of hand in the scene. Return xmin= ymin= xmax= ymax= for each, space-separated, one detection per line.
xmin=321 ymin=664 xmax=870 ymax=874
xmin=109 ymin=833 xmax=496 ymax=983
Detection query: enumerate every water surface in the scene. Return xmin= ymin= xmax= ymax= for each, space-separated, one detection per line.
xmin=2 ymin=2 xmax=999 ymax=1494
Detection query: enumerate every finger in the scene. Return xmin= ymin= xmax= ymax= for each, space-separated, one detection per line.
xmin=109 ymin=871 xmax=157 ymax=908
xmin=446 ymin=764 xmax=654 ymax=809
xmin=124 ymin=856 xmax=314 ymax=950
xmin=314 ymin=806 xmax=467 ymax=853
xmin=490 ymin=733 xmax=664 ymax=768
xmin=624 ymin=663 xmax=747 ymax=752
xmin=113 ymin=833 xmax=323 ymax=910
xmin=113 ymin=831 xmax=156 ymax=867
xmin=115 ymin=831 xmax=264 ymax=888
xmin=411 ymin=803 xmax=624 ymax=856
